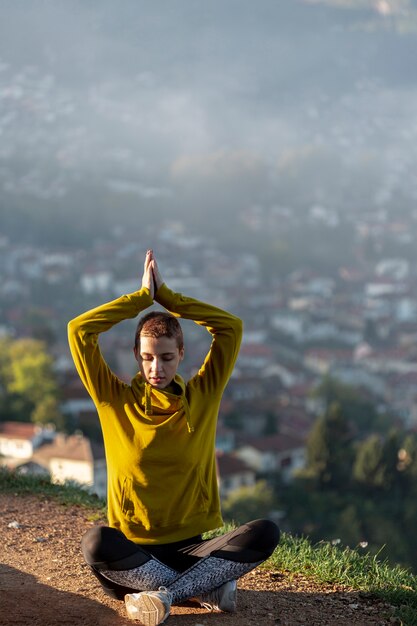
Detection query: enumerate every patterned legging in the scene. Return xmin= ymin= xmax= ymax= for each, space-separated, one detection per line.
xmin=82 ymin=519 xmax=280 ymax=602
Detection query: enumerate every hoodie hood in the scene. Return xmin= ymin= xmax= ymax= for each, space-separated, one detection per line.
xmin=131 ymin=373 xmax=194 ymax=433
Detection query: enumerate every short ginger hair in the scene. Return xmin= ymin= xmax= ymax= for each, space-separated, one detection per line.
xmin=134 ymin=311 xmax=184 ymax=352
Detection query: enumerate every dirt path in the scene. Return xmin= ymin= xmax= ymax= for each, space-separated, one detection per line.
xmin=0 ymin=493 xmax=398 ymax=625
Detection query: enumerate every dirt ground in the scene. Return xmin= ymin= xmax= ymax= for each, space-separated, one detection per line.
xmin=0 ymin=493 xmax=400 ymax=625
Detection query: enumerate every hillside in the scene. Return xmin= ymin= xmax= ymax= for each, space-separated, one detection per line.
xmin=1 ymin=492 xmax=399 ymax=625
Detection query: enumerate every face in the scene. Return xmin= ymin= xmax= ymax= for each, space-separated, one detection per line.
xmin=134 ymin=335 xmax=184 ymax=389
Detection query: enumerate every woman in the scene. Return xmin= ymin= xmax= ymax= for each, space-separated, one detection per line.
xmin=68 ymin=250 xmax=279 ymax=625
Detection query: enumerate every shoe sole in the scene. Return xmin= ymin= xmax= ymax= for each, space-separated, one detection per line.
xmin=125 ymin=594 xmax=167 ymax=625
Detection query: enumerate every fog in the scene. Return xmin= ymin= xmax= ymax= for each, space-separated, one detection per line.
xmin=1 ymin=0 xmax=417 ymax=241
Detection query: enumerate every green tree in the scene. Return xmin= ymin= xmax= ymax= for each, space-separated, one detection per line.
xmin=305 ymin=402 xmax=353 ymax=487
xmin=353 ymin=434 xmax=385 ymax=489
xmin=6 ymin=338 xmax=58 ymax=405
xmin=399 ymin=433 xmax=417 ymax=482
xmin=222 ymin=480 xmax=275 ymax=525
xmin=354 ymin=430 xmax=402 ymax=493
xmin=312 ymin=375 xmax=378 ymax=434
xmin=0 ymin=337 xmax=63 ymax=427
xmin=382 ymin=429 xmax=402 ymax=491
xmin=31 ymin=396 xmax=64 ymax=429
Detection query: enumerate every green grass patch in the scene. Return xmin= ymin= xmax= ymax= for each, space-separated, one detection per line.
xmin=0 ymin=466 xmax=106 ymax=515
xmin=2 ymin=468 xmax=417 ymax=625
xmin=268 ymin=532 xmax=417 ymax=625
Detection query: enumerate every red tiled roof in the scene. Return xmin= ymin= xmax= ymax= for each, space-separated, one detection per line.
xmin=0 ymin=421 xmax=40 ymax=440
xmin=216 ymin=451 xmax=253 ymax=476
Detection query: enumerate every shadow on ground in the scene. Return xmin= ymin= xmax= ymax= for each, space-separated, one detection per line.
xmin=0 ymin=563 xmax=130 ymax=626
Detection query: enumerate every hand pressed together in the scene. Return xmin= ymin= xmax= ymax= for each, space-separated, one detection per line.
xmin=141 ymin=249 xmax=163 ymax=299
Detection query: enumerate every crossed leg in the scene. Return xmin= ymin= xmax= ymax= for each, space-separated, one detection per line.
xmin=82 ymin=519 xmax=280 ymax=603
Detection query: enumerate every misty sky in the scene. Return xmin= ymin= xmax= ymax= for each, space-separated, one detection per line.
xmin=1 ymin=0 xmax=417 ymax=215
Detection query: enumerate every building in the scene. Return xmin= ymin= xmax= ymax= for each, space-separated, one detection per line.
xmin=216 ymin=450 xmax=256 ymax=498
xmin=32 ymin=433 xmax=107 ymax=497
xmin=235 ymin=433 xmax=306 ymax=483
xmin=0 ymin=421 xmax=55 ymax=464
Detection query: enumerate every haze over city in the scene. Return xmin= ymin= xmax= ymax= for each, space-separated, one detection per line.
xmin=3 ymin=0 xmax=417 ymax=573
xmin=1 ymin=0 xmax=417 ymax=243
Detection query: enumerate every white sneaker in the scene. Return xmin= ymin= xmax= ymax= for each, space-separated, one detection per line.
xmin=198 ymin=579 xmax=237 ymax=612
xmin=125 ymin=586 xmax=172 ymax=625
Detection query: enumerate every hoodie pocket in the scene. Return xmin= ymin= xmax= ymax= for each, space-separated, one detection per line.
xmin=120 ymin=469 xmax=210 ymax=530
xmin=121 ymin=477 xmax=151 ymax=531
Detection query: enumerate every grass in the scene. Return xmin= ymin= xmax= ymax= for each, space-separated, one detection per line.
xmin=268 ymin=533 xmax=417 ymax=625
xmin=0 ymin=466 xmax=107 ymax=516
xmin=2 ymin=468 xmax=417 ymax=625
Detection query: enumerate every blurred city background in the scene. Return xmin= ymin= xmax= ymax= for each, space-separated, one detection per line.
xmin=2 ymin=0 xmax=417 ymax=571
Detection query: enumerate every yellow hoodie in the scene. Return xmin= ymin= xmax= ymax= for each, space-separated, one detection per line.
xmin=67 ymin=283 xmax=242 ymax=544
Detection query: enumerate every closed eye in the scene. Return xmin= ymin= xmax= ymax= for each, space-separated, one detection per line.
xmin=141 ymin=354 xmax=176 ymax=361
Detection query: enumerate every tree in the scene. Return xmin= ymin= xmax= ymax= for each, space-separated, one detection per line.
xmin=0 ymin=337 xmax=63 ymax=427
xmin=353 ymin=434 xmax=385 ymax=489
xmin=6 ymin=338 xmax=58 ymax=405
xmin=354 ymin=429 xmax=404 ymax=494
xmin=399 ymin=433 xmax=417 ymax=482
xmin=305 ymin=402 xmax=353 ymax=487
xmin=31 ymin=396 xmax=64 ymax=430
xmin=222 ymin=481 xmax=276 ymax=525
xmin=312 ymin=375 xmax=378 ymax=434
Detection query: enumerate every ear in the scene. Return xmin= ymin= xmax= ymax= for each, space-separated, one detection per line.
xmin=179 ymin=347 xmax=185 ymax=362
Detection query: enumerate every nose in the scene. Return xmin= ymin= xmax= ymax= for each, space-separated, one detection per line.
xmin=151 ymin=357 xmax=163 ymax=374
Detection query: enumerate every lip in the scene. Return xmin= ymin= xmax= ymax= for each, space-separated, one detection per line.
xmin=150 ymin=377 xmax=164 ymax=384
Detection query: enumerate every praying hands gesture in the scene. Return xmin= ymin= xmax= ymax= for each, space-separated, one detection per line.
xmin=141 ymin=249 xmax=163 ymax=299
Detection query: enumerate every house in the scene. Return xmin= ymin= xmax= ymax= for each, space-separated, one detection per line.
xmin=235 ymin=433 xmax=306 ymax=483
xmin=32 ymin=433 xmax=107 ymax=497
xmin=0 ymin=421 xmax=55 ymax=463
xmin=215 ymin=450 xmax=256 ymax=498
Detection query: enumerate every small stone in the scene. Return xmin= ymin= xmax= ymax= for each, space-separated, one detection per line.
xmin=34 ymin=537 xmax=47 ymax=543
xmin=8 ymin=521 xmax=22 ymax=529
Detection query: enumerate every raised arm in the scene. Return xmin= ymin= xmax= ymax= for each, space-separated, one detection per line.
xmin=67 ymin=251 xmax=155 ymax=404
xmin=152 ymin=253 xmax=242 ymax=395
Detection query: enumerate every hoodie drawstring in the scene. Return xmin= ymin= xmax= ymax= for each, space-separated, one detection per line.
xmin=182 ymin=395 xmax=194 ymax=433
